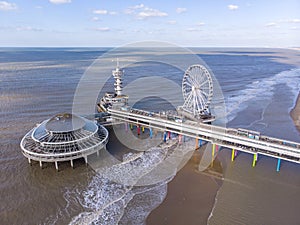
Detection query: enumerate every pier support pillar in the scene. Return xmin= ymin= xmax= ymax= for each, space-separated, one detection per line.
xmin=137 ymin=125 xmax=141 ymax=135
xmin=39 ymin=161 xmax=42 ymax=168
xmin=212 ymin=144 xmax=216 ymax=158
xmin=231 ymin=149 xmax=235 ymax=161
xmin=28 ymin=157 xmax=31 ymax=164
xmin=149 ymin=128 xmax=153 ymax=139
xmin=276 ymin=158 xmax=281 ymax=172
xmin=55 ymin=161 xmax=58 ymax=171
xmin=97 ymin=150 xmax=99 ymax=157
xmin=252 ymin=153 xmax=258 ymax=167
xmin=70 ymin=160 xmax=74 ymax=168
xmin=199 ymin=139 xmax=202 ymax=147
xmin=211 ymin=143 xmax=216 ymax=166
xmin=84 ymin=156 xmax=88 ymax=164
xmin=163 ymin=132 xmax=167 ymax=142
xmin=179 ymin=134 xmax=182 ymax=144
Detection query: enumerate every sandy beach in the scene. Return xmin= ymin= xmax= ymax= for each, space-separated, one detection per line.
xmin=146 ymin=147 xmax=223 ymax=225
xmin=290 ymin=92 xmax=300 ymax=133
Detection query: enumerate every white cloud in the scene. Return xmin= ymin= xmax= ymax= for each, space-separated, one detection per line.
xmin=16 ymin=26 xmax=43 ymax=32
xmin=187 ymin=27 xmax=200 ymax=32
xmin=287 ymin=19 xmax=300 ymax=23
xmin=228 ymin=4 xmax=239 ymax=10
xmin=176 ymin=7 xmax=187 ymax=14
xmin=92 ymin=16 xmax=100 ymax=21
xmin=95 ymin=27 xmax=110 ymax=32
xmin=167 ymin=20 xmax=177 ymax=25
xmin=196 ymin=22 xmax=205 ymax=26
xmin=265 ymin=22 xmax=278 ymax=27
xmin=93 ymin=9 xmax=117 ymax=15
xmin=137 ymin=7 xmax=167 ymax=19
xmin=49 ymin=0 xmax=71 ymax=4
xmin=93 ymin=9 xmax=108 ymax=15
xmin=132 ymin=4 xmax=144 ymax=10
xmin=125 ymin=4 xmax=167 ymax=19
xmin=124 ymin=4 xmax=144 ymax=14
xmin=0 ymin=1 xmax=17 ymax=11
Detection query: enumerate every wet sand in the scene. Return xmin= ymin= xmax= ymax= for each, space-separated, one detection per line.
xmin=290 ymin=92 xmax=300 ymax=133
xmin=146 ymin=148 xmax=223 ymax=225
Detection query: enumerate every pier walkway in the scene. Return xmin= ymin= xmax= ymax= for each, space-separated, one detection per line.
xmin=107 ymin=107 xmax=300 ymax=171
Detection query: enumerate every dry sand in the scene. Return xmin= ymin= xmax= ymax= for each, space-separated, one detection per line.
xmin=146 ymin=148 xmax=223 ymax=225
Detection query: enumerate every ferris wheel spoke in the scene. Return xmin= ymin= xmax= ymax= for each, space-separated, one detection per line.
xmin=198 ymin=80 xmax=209 ymax=88
xmin=195 ymin=97 xmax=201 ymax=114
xmin=196 ymin=90 xmax=205 ymax=109
xmin=198 ymin=94 xmax=206 ymax=109
xmin=184 ymin=91 xmax=193 ymax=108
xmin=200 ymin=90 xmax=209 ymax=97
xmin=186 ymin=75 xmax=198 ymax=87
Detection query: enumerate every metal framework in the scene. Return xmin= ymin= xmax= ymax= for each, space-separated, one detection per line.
xmin=182 ymin=65 xmax=213 ymax=117
xmin=20 ymin=113 xmax=109 ymax=167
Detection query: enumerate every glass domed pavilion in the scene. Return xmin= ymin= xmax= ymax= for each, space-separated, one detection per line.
xmin=20 ymin=113 xmax=109 ymax=170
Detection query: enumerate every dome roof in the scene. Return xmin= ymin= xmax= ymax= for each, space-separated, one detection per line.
xmin=45 ymin=113 xmax=85 ymax=133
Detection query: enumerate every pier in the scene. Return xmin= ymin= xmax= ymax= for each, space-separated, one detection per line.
xmin=107 ymin=107 xmax=300 ymax=170
xmin=20 ymin=63 xmax=300 ymax=171
xmin=99 ymin=63 xmax=300 ymax=171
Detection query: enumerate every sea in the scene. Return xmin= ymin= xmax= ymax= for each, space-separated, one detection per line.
xmin=1 ymin=47 xmax=300 ymax=225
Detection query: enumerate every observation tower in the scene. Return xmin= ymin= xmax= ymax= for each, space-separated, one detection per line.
xmin=20 ymin=113 xmax=109 ymax=170
xmin=97 ymin=59 xmax=128 ymax=112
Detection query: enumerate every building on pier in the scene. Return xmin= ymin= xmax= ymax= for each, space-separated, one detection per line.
xmin=20 ymin=113 xmax=109 ymax=170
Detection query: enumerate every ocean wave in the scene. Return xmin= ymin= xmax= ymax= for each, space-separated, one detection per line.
xmin=68 ymin=145 xmax=177 ymax=224
xmin=225 ymin=68 xmax=300 ymax=122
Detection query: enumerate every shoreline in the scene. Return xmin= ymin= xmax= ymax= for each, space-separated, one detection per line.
xmin=146 ymin=147 xmax=223 ymax=225
xmin=290 ymin=92 xmax=300 ymax=134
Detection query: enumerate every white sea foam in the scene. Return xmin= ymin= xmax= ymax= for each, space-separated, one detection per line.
xmin=68 ymin=141 xmax=185 ymax=225
xmin=225 ymin=68 xmax=300 ymax=122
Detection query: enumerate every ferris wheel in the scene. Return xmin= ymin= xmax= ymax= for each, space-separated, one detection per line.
xmin=182 ymin=65 xmax=213 ymax=116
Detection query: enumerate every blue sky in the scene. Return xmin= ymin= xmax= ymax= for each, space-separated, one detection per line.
xmin=0 ymin=0 xmax=299 ymax=47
